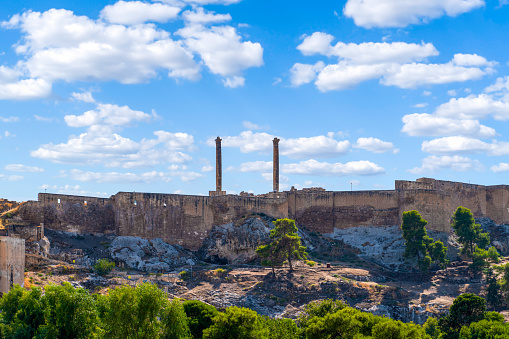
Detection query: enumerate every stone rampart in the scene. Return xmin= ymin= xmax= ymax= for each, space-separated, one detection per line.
xmin=0 ymin=236 xmax=25 ymax=294
xmin=13 ymin=178 xmax=509 ymax=250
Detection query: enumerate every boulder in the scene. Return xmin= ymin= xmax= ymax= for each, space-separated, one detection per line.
xmin=109 ymin=236 xmax=195 ymax=271
xmin=199 ymin=218 xmax=272 ymax=264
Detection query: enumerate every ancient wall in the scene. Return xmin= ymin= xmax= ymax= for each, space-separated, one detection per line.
xmin=288 ymin=190 xmax=399 ymax=233
xmin=10 ymin=178 xmax=508 ymax=251
xmin=113 ymin=192 xmax=288 ymax=250
xmin=0 ymin=237 xmax=25 ymax=294
xmin=23 ymin=194 xmax=115 ymax=234
xmin=486 ymin=186 xmax=509 ymax=225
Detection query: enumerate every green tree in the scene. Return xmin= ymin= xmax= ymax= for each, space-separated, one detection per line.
xmin=298 ymin=299 xmax=347 ymax=329
xmin=256 ymin=218 xmax=307 ymax=272
xmin=485 ymin=267 xmax=501 ymax=310
xmin=470 ymin=247 xmax=490 ymax=275
xmin=259 ymin=316 xmax=299 ymax=339
xmin=160 ymin=299 xmax=192 ymax=339
xmin=182 ymin=300 xmax=218 ymax=339
xmin=451 ymin=207 xmax=490 ymax=258
xmin=424 ymin=317 xmax=442 ymax=339
xmin=401 ymin=210 xmax=448 ymax=272
xmin=202 ymin=306 xmax=267 ymax=339
xmin=94 ymin=258 xmax=115 ymax=276
xmin=255 ymin=241 xmax=285 ymax=276
xmin=41 ymin=282 xmax=100 ymax=338
xmin=371 ymin=319 xmax=427 ymax=339
xmin=439 ymin=293 xmax=487 ymax=339
xmin=101 ymin=282 xmax=166 ymax=339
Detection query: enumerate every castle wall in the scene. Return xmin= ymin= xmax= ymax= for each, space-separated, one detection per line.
xmin=289 ymin=191 xmax=399 ymax=233
xmin=113 ymin=192 xmax=288 ymax=250
xmin=12 ymin=178 xmax=507 ymax=251
xmin=486 ymin=186 xmax=509 ymax=225
xmin=23 ymin=194 xmax=115 ymax=234
xmin=0 ymin=237 xmax=25 ymax=294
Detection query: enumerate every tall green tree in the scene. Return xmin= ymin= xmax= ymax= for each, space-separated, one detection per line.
xmin=160 ymin=299 xmax=192 ymax=339
xmin=101 ymin=282 xmax=167 ymax=339
xmin=401 ymin=210 xmax=448 ymax=272
xmin=182 ymin=300 xmax=218 ymax=339
xmin=439 ymin=293 xmax=487 ymax=339
xmin=256 ymin=218 xmax=307 ymax=272
xmin=451 ymin=207 xmax=490 ymax=258
xmin=202 ymin=307 xmax=268 ymax=339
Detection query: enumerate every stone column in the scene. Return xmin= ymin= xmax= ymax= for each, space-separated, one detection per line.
xmin=273 ymin=137 xmax=280 ymax=192
xmin=215 ymin=137 xmax=222 ymax=192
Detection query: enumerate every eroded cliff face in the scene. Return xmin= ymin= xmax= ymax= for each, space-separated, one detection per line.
xmin=198 ymin=218 xmax=272 ymax=264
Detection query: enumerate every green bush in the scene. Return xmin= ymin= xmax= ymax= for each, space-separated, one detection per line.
xmin=179 ymin=271 xmax=189 ymax=281
xmin=93 ymin=258 xmax=115 ymax=276
xmin=305 ymin=260 xmax=316 ymax=267
xmin=183 ymin=300 xmax=218 ymax=338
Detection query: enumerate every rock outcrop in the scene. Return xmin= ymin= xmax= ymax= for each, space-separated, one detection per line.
xmin=198 ymin=217 xmax=272 ymax=264
xmin=478 ymin=217 xmax=509 ymax=255
xmin=109 ymin=236 xmax=195 ymax=272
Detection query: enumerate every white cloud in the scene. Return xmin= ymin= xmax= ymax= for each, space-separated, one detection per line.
xmin=70 ymin=169 xmax=202 ymax=183
xmin=298 ymin=35 xmax=438 ymax=64
xmin=71 ymin=91 xmax=95 ymax=103
xmin=222 ymin=76 xmax=245 ymax=88
xmin=381 ymin=62 xmax=487 ymax=89
xmin=177 ymin=24 xmax=263 ymax=85
xmin=293 ymin=33 xmax=492 ymax=91
xmin=423 ymin=90 xmax=432 ymax=96
xmin=353 ymin=137 xmax=398 ymax=153
xmin=0 ymin=116 xmax=19 ymax=122
xmin=421 ymin=136 xmax=509 ymax=156
xmin=409 ymin=155 xmax=482 ymax=174
xmin=491 ymin=163 xmax=509 ymax=173
xmin=31 ymin=127 xmax=194 ymax=168
xmin=401 ymin=113 xmax=496 ymax=138
xmin=290 ymin=62 xmax=325 ymax=86
xmin=282 ymin=136 xmax=350 ymax=158
xmin=211 ymin=132 xmax=351 ymax=158
xmin=447 ymin=89 xmax=457 ymax=96
xmin=239 ymin=159 xmax=385 ymax=176
xmin=0 ymin=78 xmax=52 ymax=100
xmin=100 ymin=1 xmax=181 ymax=25
xmin=4 ymin=9 xmax=200 ymax=84
xmin=34 ymin=115 xmax=55 ymax=122
xmin=0 ymin=174 xmax=24 ymax=182
xmin=242 ymin=121 xmax=267 ymax=130
xmin=412 ymin=103 xmax=428 ymax=108
xmin=64 ymin=104 xmax=155 ymax=127
xmin=283 ymin=159 xmax=385 ymax=176
xmin=182 ymin=7 xmax=231 ymax=25
xmin=435 ymin=94 xmax=509 ymax=120
xmin=4 ymin=164 xmax=44 ymax=172
xmin=343 ymin=0 xmax=485 ymax=28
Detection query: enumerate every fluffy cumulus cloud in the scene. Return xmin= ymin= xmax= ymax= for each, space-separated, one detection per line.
xmin=177 ymin=23 xmax=263 ymax=86
xmin=4 ymin=164 xmax=44 ymax=172
xmin=401 ymin=113 xmax=497 ymax=138
xmin=292 ymin=33 xmax=492 ymax=92
xmin=436 ymin=94 xmax=509 ymax=121
xmin=100 ymin=1 xmax=181 ymax=25
xmin=343 ymin=0 xmax=485 ymax=28
xmin=0 ymin=2 xmax=263 ymax=97
xmin=421 ymin=136 xmax=509 ymax=156
xmin=239 ymin=160 xmax=385 ymax=176
xmin=31 ymin=103 xmax=195 ymax=168
xmin=409 ymin=155 xmax=482 ymax=174
xmin=64 ymin=104 xmax=155 ymax=127
xmin=491 ymin=163 xmax=509 ymax=173
xmin=70 ymin=169 xmax=203 ymax=183
xmin=353 ymin=137 xmax=399 ymax=153
xmin=209 ymin=131 xmax=351 ymax=158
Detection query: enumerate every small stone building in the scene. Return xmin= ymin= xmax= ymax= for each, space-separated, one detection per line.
xmin=0 ymin=236 xmax=25 ymax=294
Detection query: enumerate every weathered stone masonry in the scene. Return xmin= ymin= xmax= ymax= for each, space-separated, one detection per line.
xmin=19 ymin=178 xmax=509 ymax=250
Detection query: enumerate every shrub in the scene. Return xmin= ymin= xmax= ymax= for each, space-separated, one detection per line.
xmin=305 ymin=260 xmax=316 ymax=267
xmin=183 ymin=300 xmax=218 ymax=338
xmin=179 ymin=271 xmax=189 ymax=281
xmin=93 ymin=258 xmax=115 ymax=276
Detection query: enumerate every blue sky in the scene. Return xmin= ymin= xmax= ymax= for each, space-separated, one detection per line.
xmin=1 ymin=0 xmax=509 ymax=201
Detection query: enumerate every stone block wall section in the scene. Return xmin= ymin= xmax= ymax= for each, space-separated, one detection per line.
xmin=0 ymin=236 xmax=25 ymax=294
xmin=17 ymin=178 xmax=509 ymax=250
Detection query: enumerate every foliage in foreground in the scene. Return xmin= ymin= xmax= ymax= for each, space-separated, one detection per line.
xmin=2 ymin=282 xmax=509 ymax=339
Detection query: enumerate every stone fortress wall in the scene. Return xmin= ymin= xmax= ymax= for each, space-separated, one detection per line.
xmin=17 ymin=178 xmax=509 ymax=250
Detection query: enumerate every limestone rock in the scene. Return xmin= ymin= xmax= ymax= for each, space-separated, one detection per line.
xmin=478 ymin=217 xmax=509 ymax=255
xmin=109 ymin=236 xmax=195 ymax=272
xmin=198 ymin=218 xmax=272 ymax=264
